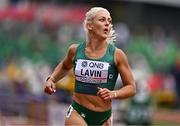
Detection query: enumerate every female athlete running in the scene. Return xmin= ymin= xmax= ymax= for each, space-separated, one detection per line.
xmin=44 ymin=7 xmax=136 ymax=126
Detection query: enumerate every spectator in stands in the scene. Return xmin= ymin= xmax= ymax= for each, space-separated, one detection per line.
xmin=44 ymin=7 xmax=136 ymax=126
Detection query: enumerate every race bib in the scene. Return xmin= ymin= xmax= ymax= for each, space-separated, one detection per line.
xmin=75 ymin=59 xmax=109 ymax=84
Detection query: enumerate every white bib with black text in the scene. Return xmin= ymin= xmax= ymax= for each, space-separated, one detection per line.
xmin=75 ymin=59 xmax=109 ymax=84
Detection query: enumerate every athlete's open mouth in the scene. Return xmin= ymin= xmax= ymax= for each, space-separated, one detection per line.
xmin=104 ymin=28 xmax=109 ymax=34
xmin=104 ymin=28 xmax=108 ymax=32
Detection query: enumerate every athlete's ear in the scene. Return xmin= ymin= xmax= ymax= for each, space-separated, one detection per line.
xmin=87 ymin=22 xmax=93 ymax=31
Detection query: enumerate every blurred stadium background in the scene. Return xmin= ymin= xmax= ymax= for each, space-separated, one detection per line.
xmin=0 ymin=0 xmax=180 ymax=125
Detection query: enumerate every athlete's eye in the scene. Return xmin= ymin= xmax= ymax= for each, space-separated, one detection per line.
xmin=99 ymin=18 xmax=105 ymax=22
xmin=109 ymin=20 xmax=112 ymax=24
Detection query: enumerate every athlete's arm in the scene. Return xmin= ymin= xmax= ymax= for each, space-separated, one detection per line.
xmin=44 ymin=44 xmax=78 ymax=95
xmin=51 ymin=44 xmax=78 ymax=82
xmin=97 ymin=48 xmax=136 ymax=100
xmin=113 ymin=48 xmax=136 ymax=99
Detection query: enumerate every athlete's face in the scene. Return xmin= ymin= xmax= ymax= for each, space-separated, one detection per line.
xmin=89 ymin=10 xmax=112 ymax=40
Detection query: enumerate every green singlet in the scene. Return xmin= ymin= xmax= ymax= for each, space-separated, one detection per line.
xmin=73 ymin=42 xmax=118 ymax=95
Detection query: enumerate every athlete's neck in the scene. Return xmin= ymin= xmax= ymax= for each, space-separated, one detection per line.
xmin=86 ymin=38 xmax=108 ymax=51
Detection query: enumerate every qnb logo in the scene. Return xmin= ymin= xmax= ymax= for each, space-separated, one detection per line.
xmin=89 ymin=62 xmax=104 ymax=69
xmin=81 ymin=61 xmax=88 ymax=67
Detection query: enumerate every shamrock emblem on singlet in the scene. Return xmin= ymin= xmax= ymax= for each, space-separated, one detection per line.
xmin=80 ymin=112 xmax=86 ymax=118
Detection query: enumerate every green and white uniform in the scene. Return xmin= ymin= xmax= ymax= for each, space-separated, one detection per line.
xmin=67 ymin=42 xmax=118 ymax=125
xmin=73 ymin=42 xmax=118 ymax=95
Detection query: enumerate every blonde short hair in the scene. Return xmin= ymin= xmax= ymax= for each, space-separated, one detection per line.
xmin=83 ymin=7 xmax=116 ymax=43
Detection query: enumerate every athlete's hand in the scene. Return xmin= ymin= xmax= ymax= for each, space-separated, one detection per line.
xmin=44 ymin=79 xmax=56 ymax=95
xmin=97 ymin=88 xmax=116 ymax=101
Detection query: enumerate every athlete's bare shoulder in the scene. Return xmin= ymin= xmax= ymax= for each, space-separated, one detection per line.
xmin=115 ymin=47 xmax=126 ymax=56
xmin=69 ymin=43 xmax=79 ymax=50
xmin=67 ymin=43 xmax=79 ymax=60
xmin=114 ymin=47 xmax=129 ymax=66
